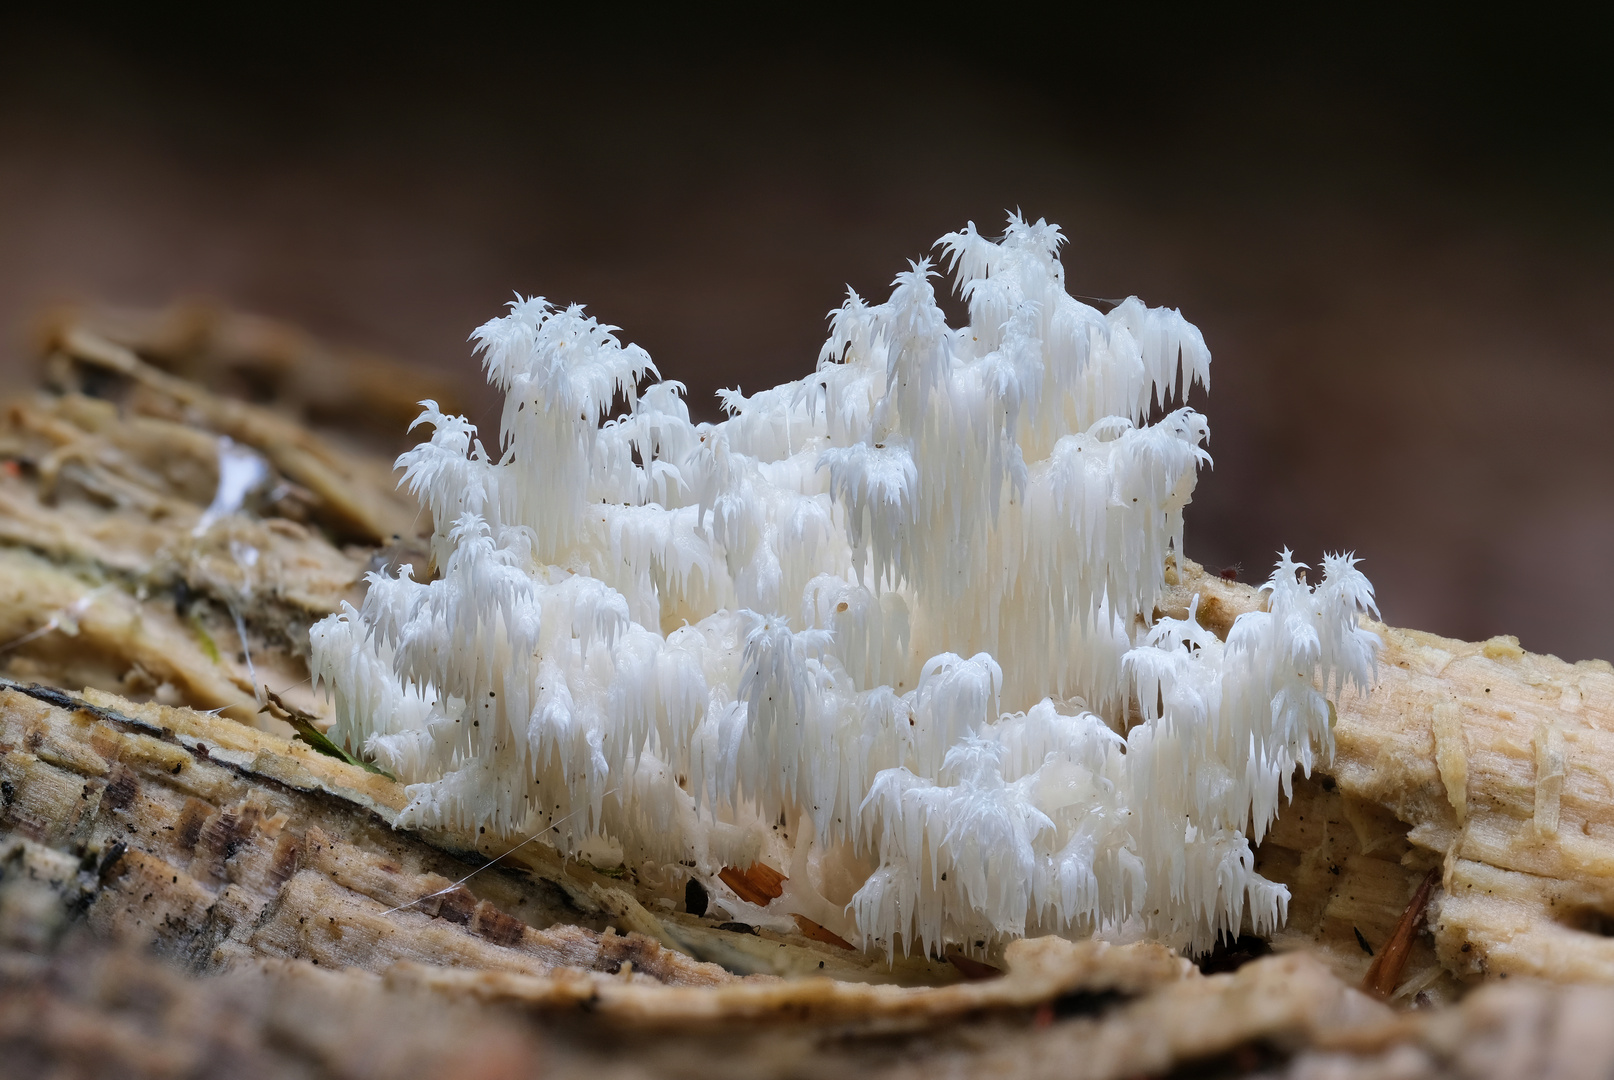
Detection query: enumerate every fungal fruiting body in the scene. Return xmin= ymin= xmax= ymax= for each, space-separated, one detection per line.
xmin=311 ymin=215 xmax=1381 ymax=956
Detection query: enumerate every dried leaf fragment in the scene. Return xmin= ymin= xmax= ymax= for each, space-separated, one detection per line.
xmin=1362 ymin=867 xmax=1439 ymax=999
xmin=791 ymin=913 xmax=854 ymax=950
xmin=945 ymin=949 xmax=1004 ymax=981
xmin=718 ymin=862 xmax=786 ymax=906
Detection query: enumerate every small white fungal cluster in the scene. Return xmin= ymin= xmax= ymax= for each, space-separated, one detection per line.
xmin=311 ymin=215 xmax=1380 ymax=955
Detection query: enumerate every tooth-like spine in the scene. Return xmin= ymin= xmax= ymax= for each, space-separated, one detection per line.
xmin=311 ymin=214 xmax=1379 ymax=956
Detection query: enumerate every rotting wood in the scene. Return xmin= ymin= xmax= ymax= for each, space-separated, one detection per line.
xmin=11 ymin=935 xmax=1614 ymax=1079
xmin=34 ymin=299 xmax=471 ymax=449
xmin=0 ymin=677 xmax=965 ymax=987
xmin=49 ymin=325 xmax=416 ymax=545
xmin=7 ymin=305 xmax=1614 ymax=1076
xmin=0 ymin=678 xmax=732 ymax=987
xmin=1165 ymin=559 xmax=1614 ymax=989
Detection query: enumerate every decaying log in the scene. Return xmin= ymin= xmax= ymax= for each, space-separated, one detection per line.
xmin=5 ymin=589 xmax=1614 ymax=1078
xmin=33 ymin=300 xmax=471 ymax=452
xmin=7 ymin=304 xmax=1614 ymax=1077
xmin=0 ymin=679 xmax=731 ymax=986
xmin=0 ymin=677 xmax=987 ymax=987
xmin=10 ymin=904 xmax=1614 ymax=1078
xmin=42 ymin=323 xmax=426 ymax=545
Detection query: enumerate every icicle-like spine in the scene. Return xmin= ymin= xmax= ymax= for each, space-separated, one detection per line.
xmin=310 ymin=214 xmax=1381 ymax=956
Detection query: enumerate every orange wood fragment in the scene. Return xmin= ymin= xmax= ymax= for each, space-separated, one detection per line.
xmin=718 ymin=862 xmax=787 ymax=906
xmin=945 ymin=949 xmax=1003 ymax=981
xmin=1362 ymin=867 xmax=1440 ymax=1000
xmin=790 ymin=913 xmax=855 ymax=950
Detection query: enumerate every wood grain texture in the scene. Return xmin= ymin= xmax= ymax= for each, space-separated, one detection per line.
xmin=1168 ymin=558 xmax=1614 ymax=990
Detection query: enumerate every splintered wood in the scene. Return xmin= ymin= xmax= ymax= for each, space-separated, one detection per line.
xmin=0 ymin=681 xmax=731 ymax=987
xmin=0 ymin=310 xmax=443 ymax=727
xmin=4 ymin=601 xmax=1614 ymax=1077
xmin=1167 ymin=563 xmax=1614 ymax=990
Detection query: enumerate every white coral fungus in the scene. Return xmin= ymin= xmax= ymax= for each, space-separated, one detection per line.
xmin=311 ymin=215 xmax=1380 ymax=956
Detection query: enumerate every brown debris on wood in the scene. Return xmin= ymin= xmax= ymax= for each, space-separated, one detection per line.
xmin=719 ymin=862 xmax=787 ymax=907
xmin=791 ymin=913 xmax=855 ymax=951
xmin=945 ymin=949 xmax=1005 ymax=980
xmin=1362 ymin=868 xmax=1440 ymax=999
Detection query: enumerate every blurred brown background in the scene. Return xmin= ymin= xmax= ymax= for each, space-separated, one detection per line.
xmin=0 ymin=10 xmax=1610 ymax=659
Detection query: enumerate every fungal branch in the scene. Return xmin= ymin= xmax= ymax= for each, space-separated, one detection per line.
xmin=310 ymin=214 xmax=1380 ymax=957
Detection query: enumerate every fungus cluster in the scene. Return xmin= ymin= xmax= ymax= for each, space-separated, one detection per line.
xmin=311 ymin=215 xmax=1380 ymax=955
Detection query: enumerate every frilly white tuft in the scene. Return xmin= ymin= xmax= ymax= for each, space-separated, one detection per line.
xmin=311 ymin=214 xmax=1379 ymax=957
